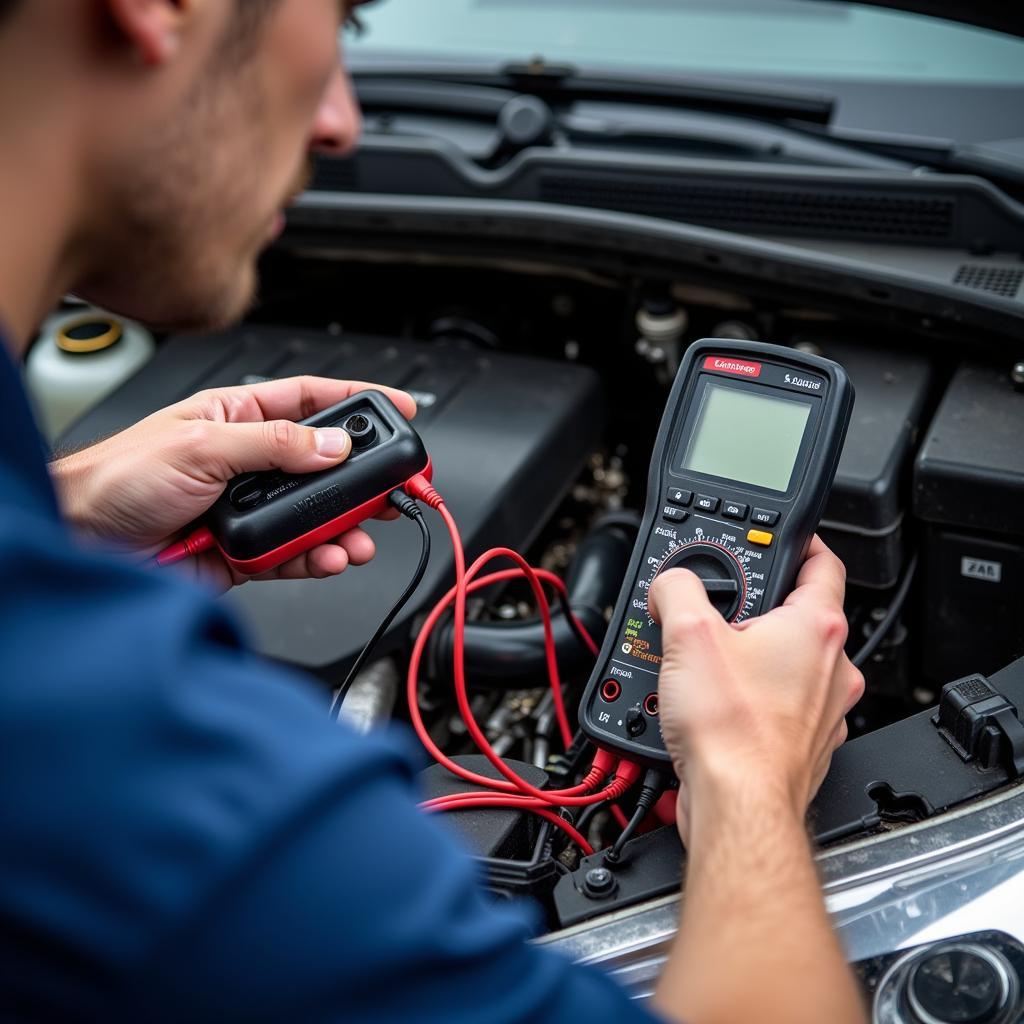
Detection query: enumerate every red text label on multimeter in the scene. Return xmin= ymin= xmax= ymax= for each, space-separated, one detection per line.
xmin=703 ymin=355 xmax=763 ymax=377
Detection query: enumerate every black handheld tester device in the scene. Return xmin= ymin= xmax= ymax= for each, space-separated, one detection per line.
xmin=203 ymin=391 xmax=430 ymax=576
xmin=579 ymin=339 xmax=854 ymax=765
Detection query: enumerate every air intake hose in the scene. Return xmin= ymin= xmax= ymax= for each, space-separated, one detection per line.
xmin=429 ymin=513 xmax=638 ymax=688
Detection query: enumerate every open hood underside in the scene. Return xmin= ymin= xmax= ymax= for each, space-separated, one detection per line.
xmin=839 ymin=0 xmax=1024 ymax=39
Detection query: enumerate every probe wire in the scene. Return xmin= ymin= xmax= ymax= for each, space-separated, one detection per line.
xmin=331 ymin=493 xmax=431 ymax=720
xmin=422 ymin=797 xmax=595 ymax=856
xmin=851 ymin=551 xmax=918 ymax=669
xmin=403 ymin=477 xmax=639 ymax=819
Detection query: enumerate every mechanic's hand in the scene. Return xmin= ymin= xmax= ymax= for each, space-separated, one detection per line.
xmin=51 ymin=376 xmax=417 ymax=593
xmin=648 ymin=536 xmax=864 ymax=842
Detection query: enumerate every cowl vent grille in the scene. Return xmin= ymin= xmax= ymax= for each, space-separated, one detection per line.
xmin=312 ymin=158 xmax=360 ymax=193
xmin=539 ymin=173 xmax=956 ymax=242
xmin=953 ymin=264 xmax=1023 ymax=299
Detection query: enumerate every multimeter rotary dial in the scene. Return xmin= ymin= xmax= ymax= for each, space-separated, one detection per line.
xmin=644 ymin=535 xmax=754 ymax=624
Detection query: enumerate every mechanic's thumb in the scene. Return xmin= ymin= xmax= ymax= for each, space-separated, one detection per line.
xmin=212 ymin=419 xmax=352 ymax=476
xmin=647 ymin=567 xmax=717 ymax=627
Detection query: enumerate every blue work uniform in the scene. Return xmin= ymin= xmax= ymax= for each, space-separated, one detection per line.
xmin=0 ymin=339 xmax=664 ymax=1023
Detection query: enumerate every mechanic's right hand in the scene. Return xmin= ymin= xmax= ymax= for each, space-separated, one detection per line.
xmin=648 ymin=536 xmax=864 ymax=840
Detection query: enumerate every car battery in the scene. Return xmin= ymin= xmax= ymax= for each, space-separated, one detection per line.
xmin=914 ymin=363 xmax=1024 ymax=683
xmin=62 ymin=326 xmax=605 ymax=681
xmin=806 ymin=339 xmax=935 ymax=589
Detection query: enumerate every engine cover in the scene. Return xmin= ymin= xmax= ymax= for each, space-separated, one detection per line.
xmin=62 ymin=326 xmax=605 ymax=680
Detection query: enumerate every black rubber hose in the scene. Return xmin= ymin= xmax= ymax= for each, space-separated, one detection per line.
xmin=429 ymin=514 xmax=638 ymax=688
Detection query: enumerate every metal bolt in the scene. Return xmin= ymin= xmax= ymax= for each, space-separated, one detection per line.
xmin=1011 ymin=361 xmax=1024 ymax=387
xmin=583 ymin=866 xmax=617 ymax=898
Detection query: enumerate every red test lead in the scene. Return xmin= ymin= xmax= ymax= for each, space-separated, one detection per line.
xmin=404 ymin=482 xmax=643 ymax=846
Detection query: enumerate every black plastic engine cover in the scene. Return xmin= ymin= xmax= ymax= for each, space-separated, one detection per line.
xmin=61 ymin=326 xmax=605 ymax=679
xmin=809 ymin=338 xmax=934 ymax=590
xmin=915 ymin=363 xmax=1024 ymax=681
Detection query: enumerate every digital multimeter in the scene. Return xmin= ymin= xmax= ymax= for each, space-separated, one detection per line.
xmin=206 ymin=391 xmax=430 ymax=576
xmin=579 ymin=339 xmax=854 ymax=765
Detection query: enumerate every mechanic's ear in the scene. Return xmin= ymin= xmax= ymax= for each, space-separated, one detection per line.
xmin=310 ymin=65 xmax=362 ymax=157
xmin=104 ymin=0 xmax=189 ymax=66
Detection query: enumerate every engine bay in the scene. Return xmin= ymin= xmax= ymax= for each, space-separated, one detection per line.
xmin=59 ymin=220 xmax=1024 ymax=933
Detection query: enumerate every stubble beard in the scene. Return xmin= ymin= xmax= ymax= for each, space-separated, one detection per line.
xmin=78 ymin=53 xmax=269 ymax=332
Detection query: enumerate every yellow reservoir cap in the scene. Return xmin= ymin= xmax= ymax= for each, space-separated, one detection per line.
xmin=747 ymin=529 xmax=774 ymax=547
xmin=56 ymin=316 xmax=123 ymax=355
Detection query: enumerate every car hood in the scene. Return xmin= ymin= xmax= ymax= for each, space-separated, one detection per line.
xmin=840 ymin=1 xmax=1022 ymax=38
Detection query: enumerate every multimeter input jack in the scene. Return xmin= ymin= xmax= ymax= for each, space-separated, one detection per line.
xmin=643 ymin=693 xmax=659 ymax=716
xmin=344 ymin=413 xmax=378 ymax=450
xmin=600 ymin=679 xmax=622 ymax=702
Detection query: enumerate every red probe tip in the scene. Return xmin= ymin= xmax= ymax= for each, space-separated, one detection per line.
xmin=154 ymin=527 xmax=216 ymax=568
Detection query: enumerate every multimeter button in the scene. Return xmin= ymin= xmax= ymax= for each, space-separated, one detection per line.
xmin=747 ymin=529 xmax=774 ymax=547
xmin=722 ymin=501 xmax=748 ymax=521
xmin=625 ymin=707 xmax=646 ymax=738
xmin=230 ymin=479 xmax=265 ymax=510
xmin=751 ymin=508 xmax=780 ymax=527
xmin=694 ymin=494 xmax=719 ymax=513
xmin=665 ymin=487 xmax=693 ymax=508
xmin=662 ymin=505 xmax=689 ymax=523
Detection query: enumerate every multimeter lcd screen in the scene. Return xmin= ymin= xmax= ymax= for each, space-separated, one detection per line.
xmin=681 ymin=383 xmax=812 ymax=492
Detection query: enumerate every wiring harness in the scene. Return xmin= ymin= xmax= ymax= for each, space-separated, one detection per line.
xmin=398 ymin=474 xmax=648 ymax=856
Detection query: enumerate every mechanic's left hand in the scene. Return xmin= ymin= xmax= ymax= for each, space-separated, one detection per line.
xmin=51 ymin=376 xmax=418 ymax=593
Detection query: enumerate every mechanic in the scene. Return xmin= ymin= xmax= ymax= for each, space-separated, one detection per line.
xmin=0 ymin=2 xmax=866 ymax=1022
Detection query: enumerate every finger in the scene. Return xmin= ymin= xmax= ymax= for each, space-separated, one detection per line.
xmin=336 ymin=527 xmax=375 ymax=566
xmin=783 ymin=535 xmax=847 ymax=613
xmin=199 ymin=377 xmax=418 ymax=425
xmin=834 ymin=719 xmax=849 ymax=749
xmin=253 ymin=544 xmax=351 ymax=582
xmin=202 ymin=419 xmax=355 ymax=477
xmin=248 ymin=530 xmax=374 ymax=582
xmin=842 ymin=662 xmax=866 ymax=716
xmin=816 ymin=661 xmax=864 ymax=739
xmin=648 ymin=567 xmax=724 ymax=634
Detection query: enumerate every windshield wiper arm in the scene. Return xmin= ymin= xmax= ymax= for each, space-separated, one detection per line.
xmin=350 ymin=58 xmax=836 ymax=125
xmin=806 ymin=124 xmax=1024 ymax=196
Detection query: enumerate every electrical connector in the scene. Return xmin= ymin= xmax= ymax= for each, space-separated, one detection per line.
xmin=404 ymin=473 xmax=443 ymax=510
xmin=389 ymin=489 xmax=425 ymax=520
xmin=604 ymin=768 xmax=666 ymax=867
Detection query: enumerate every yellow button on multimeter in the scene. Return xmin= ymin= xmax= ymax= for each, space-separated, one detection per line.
xmin=747 ymin=529 xmax=774 ymax=547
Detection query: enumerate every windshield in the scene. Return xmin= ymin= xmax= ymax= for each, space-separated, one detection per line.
xmin=348 ymin=0 xmax=1024 ymax=86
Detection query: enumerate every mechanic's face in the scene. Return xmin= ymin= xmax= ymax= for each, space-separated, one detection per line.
xmin=79 ymin=0 xmax=360 ymax=331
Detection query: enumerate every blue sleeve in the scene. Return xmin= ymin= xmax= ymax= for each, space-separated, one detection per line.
xmin=0 ymin=471 xmax=662 ymax=1024
xmin=127 ymin=732 xmax=662 ymax=1024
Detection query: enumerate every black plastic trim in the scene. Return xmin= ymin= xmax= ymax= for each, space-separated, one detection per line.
xmin=286 ymin=193 xmax=1024 ymax=349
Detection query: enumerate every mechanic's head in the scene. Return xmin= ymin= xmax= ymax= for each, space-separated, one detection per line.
xmin=0 ymin=0 xmax=361 ymax=331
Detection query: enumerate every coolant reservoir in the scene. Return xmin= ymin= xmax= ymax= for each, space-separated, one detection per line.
xmin=25 ymin=309 xmax=155 ymax=441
